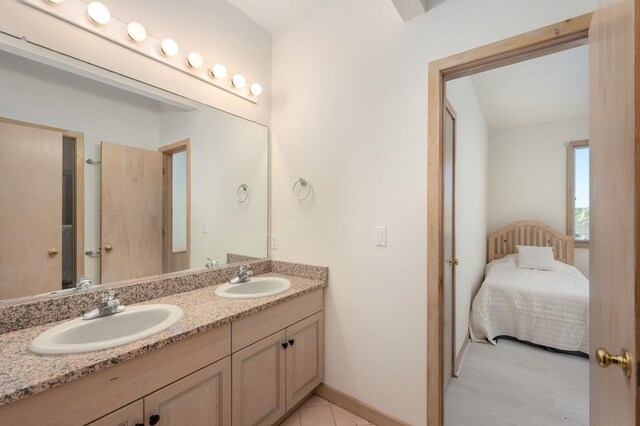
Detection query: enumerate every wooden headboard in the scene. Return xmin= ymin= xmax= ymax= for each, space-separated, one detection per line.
xmin=487 ymin=220 xmax=574 ymax=265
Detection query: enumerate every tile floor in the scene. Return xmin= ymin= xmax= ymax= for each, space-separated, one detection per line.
xmin=281 ymin=395 xmax=375 ymax=426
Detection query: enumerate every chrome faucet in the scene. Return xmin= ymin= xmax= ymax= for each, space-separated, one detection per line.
xmin=230 ymin=265 xmax=253 ymax=284
xmin=205 ymin=258 xmax=219 ymax=269
xmin=75 ymin=275 xmax=93 ymax=291
xmin=83 ymin=291 xmax=125 ymax=320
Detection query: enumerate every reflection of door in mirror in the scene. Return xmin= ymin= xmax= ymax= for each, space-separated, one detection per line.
xmin=101 ymin=142 xmax=163 ymax=283
xmin=160 ymin=140 xmax=191 ymax=273
xmin=0 ymin=119 xmax=84 ymax=299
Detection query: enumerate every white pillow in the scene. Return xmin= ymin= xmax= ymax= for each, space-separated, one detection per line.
xmin=516 ymin=245 xmax=556 ymax=271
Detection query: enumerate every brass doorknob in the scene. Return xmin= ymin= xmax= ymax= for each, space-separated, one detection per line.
xmin=48 ymin=248 xmax=59 ymax=256
xmin=448 ymin=257 xmax=459 ymax=266
xmin=104 ymin=244 xmax=113 ymax=253
xmin=596 ymin=347 xmax=632 ymax=378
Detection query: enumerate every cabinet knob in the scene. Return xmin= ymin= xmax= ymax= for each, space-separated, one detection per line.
xmin=282 ymin=342 xmax=289 ymax=349
xmin=288 ymin=339 xmax=295 ymax=346
xmin=149 ymin=414 xmax=160 ymax=425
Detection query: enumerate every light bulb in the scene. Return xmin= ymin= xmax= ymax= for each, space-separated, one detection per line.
xmin=249 ymin=83 xmax=263 ymax=96
xmin=127 ymin=22 xmax=147 ymax=42
xmin=210 ymin=64 xmax=227 ymax=79
xmin=46 ymin=0 xmax=64 ymax=4
xmin=160 ymin=39 xmax=179 ymax=57
xmin=87 ymin=2 xmax=110 ymax=25
xmin=231 ymin=74 xmax=246 ymax=89
xmin=187 ymin=52 xmax=204 ymax=69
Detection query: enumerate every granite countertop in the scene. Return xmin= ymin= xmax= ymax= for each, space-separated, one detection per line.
xmin=0 ymin=273 xmax=326 ymax=407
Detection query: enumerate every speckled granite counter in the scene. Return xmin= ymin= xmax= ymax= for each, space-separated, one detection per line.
xmin=0 ymin=272 xmax=326 ymax=407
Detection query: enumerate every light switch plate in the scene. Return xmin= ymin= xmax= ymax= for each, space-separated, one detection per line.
xmin=271 ymin=234 xmax=279 ymax=250
xmin=375 ymin=226 xmax=386 ymax=247
xmin=203 ymin=221 xmax=209 ymax=234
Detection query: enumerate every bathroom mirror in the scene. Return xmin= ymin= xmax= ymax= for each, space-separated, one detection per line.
xmin=0 ymin=49 xmax=268 ymax=302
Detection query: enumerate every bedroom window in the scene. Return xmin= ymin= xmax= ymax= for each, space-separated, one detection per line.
xmin=567 ymin=140 xmax=589 ymax=248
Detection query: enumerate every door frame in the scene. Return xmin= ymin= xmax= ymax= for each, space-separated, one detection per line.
xmin=159 ymin=139 xmax=191 ymax=273
xmin=426 ymin=14 xmax=592 ymax=425
xmin=0 ymin=116 xmax=85 ymax=284
xmin=442 ymin=98 xmax=457 ymax=384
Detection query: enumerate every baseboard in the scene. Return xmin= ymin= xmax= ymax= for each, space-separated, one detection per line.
xmin=453 ymin=336 xmax=471 ymax=378
xmin=314 ymin=383 xmax=411 ymax=426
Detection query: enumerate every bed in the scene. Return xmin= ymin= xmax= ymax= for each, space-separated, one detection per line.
xmin=469 ymin=221 xmax=589 ymax=354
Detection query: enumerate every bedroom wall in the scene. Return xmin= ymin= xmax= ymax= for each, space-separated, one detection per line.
xmin=271 ymin=1 xmax=595 ymax=423
xmin=487 ymin=116 xmax=589 ymax=277
xmin=446 ymin=77 xmax=489 ymax=359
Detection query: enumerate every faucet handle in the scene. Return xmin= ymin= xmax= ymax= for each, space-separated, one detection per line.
xmin=100 ymin=291 xmax=116 ymax=303
xmin=239 ymin=265 xmax=249 ymax=273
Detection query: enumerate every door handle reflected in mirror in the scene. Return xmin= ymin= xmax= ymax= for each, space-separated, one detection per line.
xmin=48 ymin=248 xmax=59 ymax=256
xmin=104 ymin=244 xmax=113 ymax=253
xmin=448 ymin=257 xmax=459 ymax=266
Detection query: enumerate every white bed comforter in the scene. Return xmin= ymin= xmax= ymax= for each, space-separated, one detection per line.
xmin=469 ymin=254 xmax=589 ymax=353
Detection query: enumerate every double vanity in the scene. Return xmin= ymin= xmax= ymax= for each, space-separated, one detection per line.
xmin=0 ymin=260 xmax=327 ymax=426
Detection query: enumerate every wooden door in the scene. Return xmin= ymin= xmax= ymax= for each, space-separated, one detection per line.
xmin=442 ymin=102 xmax=456 ymax=389
xmin=285 ymin=312 xmax=324 ymax=410
xmin=86 ymin=400 xmax=143 ymax=426
xmin=232 ymin=330 xmax=286 ymax=426
xmin=101 ymin=142 xmax=163 ymax=283
xmin=144 ymin=358 xmax=231 ymax=426
xmin=589 ymin=0 xmax=637 ymax=424
xmin=0 ymin=122 xmax=62 ymax=299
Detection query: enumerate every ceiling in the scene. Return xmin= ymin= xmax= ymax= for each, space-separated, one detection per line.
xmin=469 ymin=44 xmax=588 ymax=130
xmin=225 ymin=0 xmax=327 ymax=33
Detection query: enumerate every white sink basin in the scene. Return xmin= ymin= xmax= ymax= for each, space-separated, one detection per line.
xmin=215 ymin=277 xmax=292 ymax=299
xmin=28 ymin=304 xmax=183 ymax=355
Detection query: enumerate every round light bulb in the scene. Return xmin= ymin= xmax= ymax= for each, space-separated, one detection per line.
xmin=210 ymin=64 xmax=227 ymax=79
xmin=87 ymin=2 xmax=110 ymax=25
xmin=126 ymin=22 xmax=147 ymax=42
xmin=231 ymin=74 xmax=246 ymax=89
xmin=187 ymin=52 xmax=204 ymax=69
xmin=46 ymin=0 xmax=64 ymax=4
xmin=160 ymin=39 xmax=179 ymax=57
xmin=249 ymin=83 xmax=263 ymax=96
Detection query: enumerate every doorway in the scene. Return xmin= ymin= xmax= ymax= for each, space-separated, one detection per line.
xmin=426 ymin=7 xmax=638 ymax=426
xmin=160 ymin=139 xmax=191 ymax=273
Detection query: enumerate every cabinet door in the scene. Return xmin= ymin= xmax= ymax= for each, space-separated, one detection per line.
xmin=144 ymin=357 xmax=231 ymax=426
xmin=285 ymin=312 xmax=324 ymax=410
xmin=232 ymin=330 xmax=286 ymax=426
xmin=86 ymin=400 xmax=143 ymax=426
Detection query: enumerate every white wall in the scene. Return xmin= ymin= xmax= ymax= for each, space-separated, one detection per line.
xmin=0 ymin=50 xmax=161 ymax=284
xmin=159 ymin=108 xmax=268 ymax=268
xmin=271 ymin=1 xmax=595 ymax=423
xmin=446 ymin=77 xmax=489 ymax=358
xmin=1 ymin=0 xmax=271 ymax=125
xmin=172 ymin=151 xmax=188 ymax=251
xmin=488 ymin=116 xmax=589 ymax=277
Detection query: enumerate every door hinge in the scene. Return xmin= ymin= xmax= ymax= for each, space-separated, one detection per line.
xmin=162 ymin=167 xmax=166 ymax=175
xmin=162 ymin=229 xmax=165 ymax=237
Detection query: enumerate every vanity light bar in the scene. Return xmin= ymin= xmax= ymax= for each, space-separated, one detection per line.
xmin=22 ymin=0 xmax=262 ymax=104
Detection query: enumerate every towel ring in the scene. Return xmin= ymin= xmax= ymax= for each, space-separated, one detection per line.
xmin=237 ymin=184 xmax=249 ymax=203
xmin=292 ymin=178 xmax=311 ymax=201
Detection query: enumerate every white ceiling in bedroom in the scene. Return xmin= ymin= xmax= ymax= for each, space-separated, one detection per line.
xmin=225 ymin=0 xmax=327 ymax=33
xmin=469 ymin=44 xmax=589 ymax=130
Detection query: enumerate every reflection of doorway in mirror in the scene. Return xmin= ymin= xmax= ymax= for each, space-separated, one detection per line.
xmin=0 ymin=118 xmax=85 ymax=299
xmin=160 ymin=139 xmax=191 ymax=273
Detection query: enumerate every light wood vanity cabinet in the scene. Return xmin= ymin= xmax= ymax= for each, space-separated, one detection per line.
xmin=0 ymin=289 xmax=324 ymax=426
xmin=88 ymin=353 xmax=231 ymax=426
xmin=231 ymin=292 xmax=324 ymax=426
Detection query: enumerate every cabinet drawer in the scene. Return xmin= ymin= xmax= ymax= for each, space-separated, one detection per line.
xmin=232 ymin=290 xmax=323 ymax=352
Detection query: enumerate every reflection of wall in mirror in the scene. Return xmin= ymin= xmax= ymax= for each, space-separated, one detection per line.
xmin=160 ymin=108 xmax=269 ymax=269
